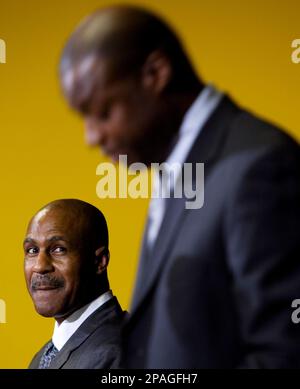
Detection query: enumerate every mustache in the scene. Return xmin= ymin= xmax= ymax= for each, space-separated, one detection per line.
xmin=31 ymin=274 xmax=65 ymax=290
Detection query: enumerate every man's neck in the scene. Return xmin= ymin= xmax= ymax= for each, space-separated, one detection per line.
xmin=160 ymin=83 xmax=205 ymax=162
xmin=54 ymin=288 xmax=110 ymax=325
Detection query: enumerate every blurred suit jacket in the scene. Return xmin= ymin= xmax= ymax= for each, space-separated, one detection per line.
xmin=123 ymin=96 xmax=300 ymax=368
xmin=29 ymin=297 xmax=125 ymax=369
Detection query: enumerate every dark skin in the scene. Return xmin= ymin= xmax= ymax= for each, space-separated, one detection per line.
xmin=61 ymin=35 xmax=202 ymax=166
xmin=24 ymin=205 xmax=109 ymax=324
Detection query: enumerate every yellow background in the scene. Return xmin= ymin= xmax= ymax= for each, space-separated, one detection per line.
xmin=0 ymin=0 xmax=299 ymax=368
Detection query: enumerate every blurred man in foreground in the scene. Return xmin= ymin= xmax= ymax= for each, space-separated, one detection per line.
xmin=59 ymin=6 xmax=300 ymax=368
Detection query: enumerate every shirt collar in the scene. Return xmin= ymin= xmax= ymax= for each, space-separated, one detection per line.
xmin=166 ymin=84 xmax=223 ymax=166
xmin=152 ymin=84 xmax=223 ymax=193
xmin=52 ymin=290 xmax=113 ymax=351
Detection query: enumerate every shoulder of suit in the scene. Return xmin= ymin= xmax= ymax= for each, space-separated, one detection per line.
xmin=212 ymin=102 xmax=299 ymax=171
xmin=80 ymin=296 xmax=125 ymax=340
xmin=228 ymin=108 xmax=299 ymax=152
xmin=28 ymin=340 xmax=50 ymax=369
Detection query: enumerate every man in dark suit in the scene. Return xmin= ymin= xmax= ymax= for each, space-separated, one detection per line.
xmin=24 ymin=199 xmax=125 ymax=369
xmin=59 ymin=6 xmax=300 ymax=368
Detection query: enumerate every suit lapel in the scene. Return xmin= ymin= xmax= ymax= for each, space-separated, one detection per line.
xmin=130 ymin=219 xmax=150 ymax=309
xmin=131 ymin=96 xmax=240 ymax=315
xmin=49 ymin=297 xmax=120 ymax=369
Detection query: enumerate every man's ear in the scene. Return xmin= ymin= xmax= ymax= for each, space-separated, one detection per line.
xmin=94 ymin=246 xmax=110 ymax=275
xmin=141 ymin=50 xmax=172 ymax=94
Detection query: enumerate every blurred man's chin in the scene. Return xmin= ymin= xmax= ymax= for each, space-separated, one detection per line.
xmin=117 ymin=152 xmax=147 ymax=166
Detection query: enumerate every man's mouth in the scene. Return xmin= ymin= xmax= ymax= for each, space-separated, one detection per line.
xmin=33 ymin=285 xmax=61 ymax=291
xmin=31 ymin=276 xmax=65 ymax=291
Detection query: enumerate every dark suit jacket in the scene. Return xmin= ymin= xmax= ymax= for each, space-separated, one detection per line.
xmin=123 ymin=96 xmax=300 ymax=368
xmin=29 ymin=297 xmax=125 ymax=369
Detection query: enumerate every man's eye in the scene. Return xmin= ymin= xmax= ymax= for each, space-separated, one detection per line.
xmin=52 ymin=247 xmax=66 ymax=254
xmin=26 ymin=247 xmax=39 ymax=255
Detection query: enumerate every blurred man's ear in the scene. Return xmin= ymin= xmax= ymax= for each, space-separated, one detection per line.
xmin=141 ymin=50 xmax=172 ymax=94
xmin=95 ymin=246 xmax=110 ymax=275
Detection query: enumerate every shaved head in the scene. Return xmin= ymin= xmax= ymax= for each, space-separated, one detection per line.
xmin=31 ymin=199 xmax=109 ymax=251
xmin=60 ymin=5 xmax=197 ymax=90
xmin=59 ymin=6 xmax=201 ymax=166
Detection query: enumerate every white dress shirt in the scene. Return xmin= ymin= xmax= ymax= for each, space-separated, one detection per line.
xmin=52 ymin=290 xmax=113 ymax=351
xmin=147 ymin=85 xmax=223 ymax=246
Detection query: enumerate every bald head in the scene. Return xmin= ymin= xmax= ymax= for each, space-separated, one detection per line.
xmin=24 ymin=199 xmax=110 ymax=322
xmin=60 ymin=5 xmax=197 ymax=89
xmin=31 ymin=199 xmax=109 ymax=250
xmin=59 ymin=6 xmax=201 ymax=166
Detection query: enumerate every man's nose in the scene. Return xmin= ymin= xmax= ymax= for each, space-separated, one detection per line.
xmin=32 ymin=251 xmax=54 ymax=274
xmin=84 ymin=117 xmax=106 ymax=147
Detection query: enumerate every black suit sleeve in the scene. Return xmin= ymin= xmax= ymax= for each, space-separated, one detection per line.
xmin=225 ymin=141 xmax=300 ymax=368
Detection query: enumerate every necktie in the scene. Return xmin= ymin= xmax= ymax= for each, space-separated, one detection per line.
xmin=38 ymin=341 xmax=59 ymax=369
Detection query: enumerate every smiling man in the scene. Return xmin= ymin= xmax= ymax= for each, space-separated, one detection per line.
xmin=24 ymin=199 xmax=125 ymax=369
